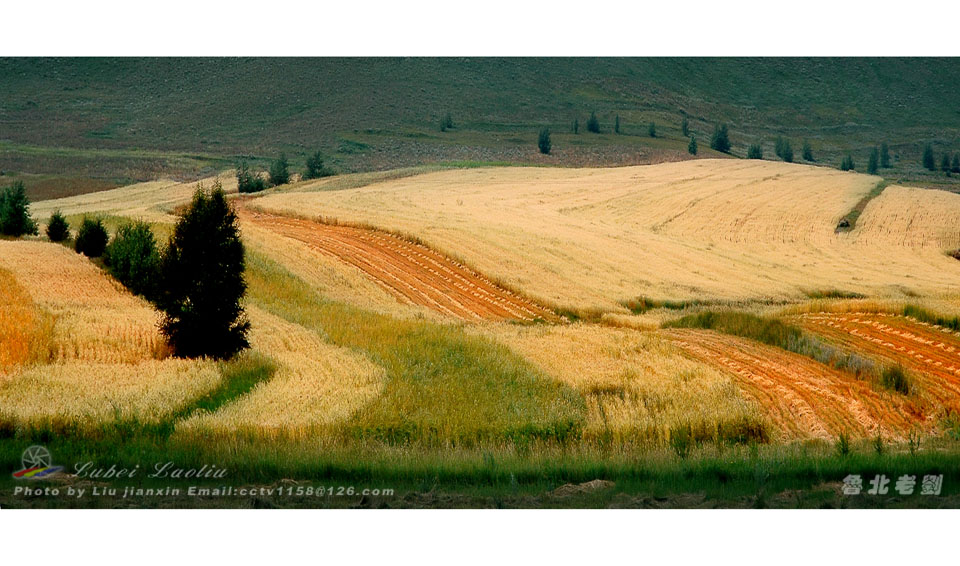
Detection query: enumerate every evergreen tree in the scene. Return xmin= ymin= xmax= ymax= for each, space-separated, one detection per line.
xmin=538 ymin=128 xmax=552 ymax=155
xmin=688 ymin=136 xmax=698 ymax=155
xmin=923 ymin=144 xmax=936 ymax=170
xmin=840 ymin=154 xmax=855 ymax=171
xmin=781 ymin=140 xmax=793 ymax=163
xmin=0 ymin=181 xmax=38 ymax=237
xmin=942 ymin=153 xmax=952 ymax=175
xmin=269 ymin=154 xmax=290 ymax=186
xmin=952 ymin=154 xmax=960 ymax=174
xmin=303 ymin=151 xmax=332 ymax=180
xmin=104 ymin=221 xmax=161 ymax=301
xmin=74 ymin=217 xmax=108 ymax=257
xmin=444 ymin=113 xmax=454 ymax=130
xmin=587 ymin=111 xmax=600 ymax=133
xmin=802 ymin=140 xmax=814 ymax=162
xmin=615 ymin=115 xmax=621 ymax=134
xmin=236 ymin=161 xmax=266 ymax=193
xmin=710 ymin=124 xmax=731 ymax=153
xmin=157 ymin=180 xmax=250 ymax=360
xmin=681 ymin=116 xmax=690 ymax=137
xmin=573 ymin=118 xmax=579 ymax=134
xmin=648 ymin=122 xmax=656 ymax=138
xmin=46 ymin=210 xmax=70 ymax=242
xmin=747 ymin=144 xmax=763 ymax=159
xmin=775 ymin=136 xmax=786 ymax=159
xmin=880 ymin=143 xmax=891 ymax=168
xmin=868 ymin=147 xmax=879 ymax=174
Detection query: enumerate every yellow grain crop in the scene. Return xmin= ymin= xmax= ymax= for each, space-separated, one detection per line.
xmin=176 ymin=307 xmax=385 ymax=439
xmin=247 ymin=160 xmax=960 ymax=312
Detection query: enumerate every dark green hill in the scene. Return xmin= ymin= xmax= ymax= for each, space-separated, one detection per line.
xmin=2 ymin=58 xmax=960 ymax=197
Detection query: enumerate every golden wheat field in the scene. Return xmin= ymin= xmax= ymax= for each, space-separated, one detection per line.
xmin=7 ymin=159 xmax=960 ymax=447
xmin=250 ymin=160 xmax=960 ymax=312
xmin=0 ymin=240 xmax=221 ymax=427
xmin=176 ymin=307 xmax=385 ymax=439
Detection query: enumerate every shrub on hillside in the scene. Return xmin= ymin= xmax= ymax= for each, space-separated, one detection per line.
xmin=775 ymin=137 xmax=793 ymax=162
xmin=710 ymin=124 xmax=730 ymax=153
xmin=923 ymin=144 xmax=936 ymax=171
xmin=688 ymin=136 xmax=697 ymax=155
xmin=747 ymin=144 xmax=763 ymax=159
xmin=0 ymin=181 xmax=38 ymax=237
xmin=867 ymin=147 xmax=879 ymax=174
xmin=942 ymin=153 xmax=952 ymax=175
xmin=840 ymin=154 xmax=855 ymax=171
xmin=303 ymin=151 xmax=334 ymax=180
xmin=681 ymin=116 xmax=690 ymax=137
xmin=74 ymin=217 xmax=108 ymax=258
xmin=953 ymin=154 xmax=960 ymax=174
xmin=537 ymin=128 xmax=551 ymax=155
xmin=572 ymin=118 xmax=579 ymax=134
xmin=880 ymin=143 xmax=891 ymax=168
xmin=236 ymin=161 xmax=267 ymax=193
xmin=586 ymin=111 xmax=600 ymax=133
xmin=881 ymin=365 xmax=911 ymax=395
xmin=157 ymin=180 xmax=249 ymax=360
xmin=268 ymin=154 xmax=290 ymax=186
xmin=614 ymin=115 xmax=621 ymax=134
xmin=104 ymin=221 xmax=161 ymax=300
xmin=802 ymin=140 xmax=814 ymax=162
xmin=46 ymin=210 xmax=70 ymax=242
xmin=647 ymin=122 xmax=656 ymax=138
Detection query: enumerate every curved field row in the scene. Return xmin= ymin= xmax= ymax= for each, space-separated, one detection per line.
xmin=663 ymin=329 xmax=924 ymax=441
xmin=238 ymin=207 xmax=558 ymax=322
xmin=791 ymin=312 xmax=960 ymax=411
xmin=177 ymin=307 xmax=385 ymax=439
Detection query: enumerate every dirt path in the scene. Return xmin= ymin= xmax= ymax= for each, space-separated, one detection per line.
xmin=792 ymin=312 xmax=960 ymax=411
xmin=663 ymin=329 xmax=925 ymax=441
xmin=238 ymin=207 xmax=559 ymax=322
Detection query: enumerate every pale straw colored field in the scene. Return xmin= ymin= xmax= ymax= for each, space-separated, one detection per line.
xmin=30 ymin=173 xmax=238 ymax=225
xmin=176 ymin=307 xmax=386 ymax=439
xmin=248 ymin=160 xmax=960 ymax=312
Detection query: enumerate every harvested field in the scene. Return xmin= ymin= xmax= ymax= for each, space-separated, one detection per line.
xmin=663 ymin=329 xmax=924 ymax=441
xmin=239 ymin=207 xmax=558 ymax=322
xmin=246 ymin=159 xmax=960 ymax=311
xmin=792 ymin=312 xmax=960 ymax=411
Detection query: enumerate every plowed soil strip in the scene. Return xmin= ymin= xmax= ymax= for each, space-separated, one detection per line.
xmin=663 ymin=329 xmax=924 ymax=441
xmin=239 ymin=208 xmax=559 ymax=322
xmin=792 ymin=312 xmax=960 ymax=410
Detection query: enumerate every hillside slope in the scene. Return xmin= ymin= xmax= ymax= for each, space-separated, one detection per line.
xmin=3 ymin=58 xmax=960 ymax=191
xmin=249 ymin=160 xmax=960 ymax=311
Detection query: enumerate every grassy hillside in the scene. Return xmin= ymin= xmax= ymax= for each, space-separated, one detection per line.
xmin=3 ymin=58 xmax=960 ymax=197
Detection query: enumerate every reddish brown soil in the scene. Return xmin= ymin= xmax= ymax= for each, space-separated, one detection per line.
xmin=663 ymin=329 xmax=926 ymax=441
xmin=239 ymin=207 xmax=559 ymax=322
xmin=792 ymin=312 xmax=960 ymax=411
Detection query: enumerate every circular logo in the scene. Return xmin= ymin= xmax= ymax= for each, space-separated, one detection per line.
xmin=21 ymin=445 xmax=52 ymax=470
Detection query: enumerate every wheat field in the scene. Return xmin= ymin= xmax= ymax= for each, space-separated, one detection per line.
xmin=177 ymin=307 xmax=386 ymax=439
xmin=30 ymin=174 xmax=238 ymax=225
xmin=0 ymin=240 xmax=221 ymax=427
xmin=475 ymin=322 xmax=764 ymax=443
xmin=249 ymin=160 xmax=960 ymax=312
